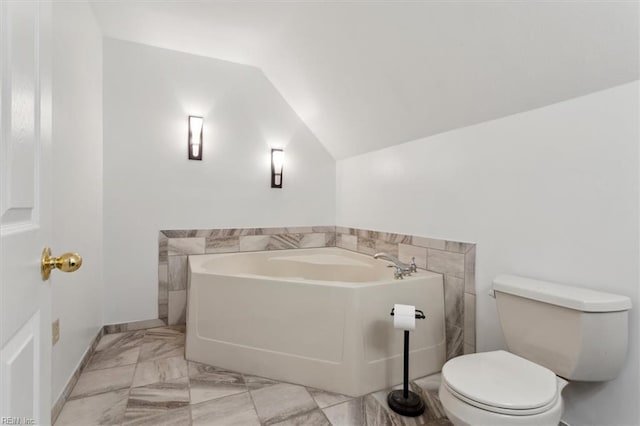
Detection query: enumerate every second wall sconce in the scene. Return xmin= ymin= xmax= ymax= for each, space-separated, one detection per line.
xmin=271 ymin=148 xmax=284 ymax=188
xmin=188 ymin=116 xmax=203 ymax=160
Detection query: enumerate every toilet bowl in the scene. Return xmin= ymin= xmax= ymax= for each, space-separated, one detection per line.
xmin=438 ymin=275 xmax=631 ymax=426
xmin=438 ymin=350 xmax=567 ymax=426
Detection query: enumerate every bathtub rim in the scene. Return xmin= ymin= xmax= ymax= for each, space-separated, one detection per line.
xmin=188 ymin=246 xmax=442 ymax=288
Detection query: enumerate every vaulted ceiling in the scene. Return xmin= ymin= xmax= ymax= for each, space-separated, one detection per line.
xmin=91 ymin=1 xmax=639 ymax=159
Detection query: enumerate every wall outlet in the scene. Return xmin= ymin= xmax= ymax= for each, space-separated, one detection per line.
xmin=52 ymin=319 xmax=60 ymax=346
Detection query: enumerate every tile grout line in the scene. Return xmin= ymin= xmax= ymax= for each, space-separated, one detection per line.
xmin=243 ymin=374 xmax=263 ymax=426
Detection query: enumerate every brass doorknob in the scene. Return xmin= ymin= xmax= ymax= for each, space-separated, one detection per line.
xmin=41 ymin=247 xmax=82 ymax=280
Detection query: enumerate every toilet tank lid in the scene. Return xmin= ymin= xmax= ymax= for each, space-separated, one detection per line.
xmin=493 ymin=275 xmax=632 ymax=312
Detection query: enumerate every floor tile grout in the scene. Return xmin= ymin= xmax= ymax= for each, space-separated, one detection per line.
xmin=56 ymin=326 xmax=451 ymax=426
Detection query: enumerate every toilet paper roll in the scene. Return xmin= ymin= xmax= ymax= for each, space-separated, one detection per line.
xmin=393 ymin=304 xmax=416 ymax=331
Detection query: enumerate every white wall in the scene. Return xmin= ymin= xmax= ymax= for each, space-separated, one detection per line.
xmin=103 ymin=39 xmax=335 ymax=324
xmin=51 ymin=1 xmax=104 ymax=404
xmin=337 ymin=82 xmax=639 ymax=425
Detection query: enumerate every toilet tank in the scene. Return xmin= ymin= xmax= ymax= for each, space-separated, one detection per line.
xmin=493 ymin=275 xmax=632 ymax=381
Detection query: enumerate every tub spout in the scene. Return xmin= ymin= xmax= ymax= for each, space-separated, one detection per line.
xmin=373 ymin=253 xmax=417 ymax=279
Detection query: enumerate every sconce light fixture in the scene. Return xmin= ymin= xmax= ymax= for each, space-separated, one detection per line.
xmin=271 ymin=148 xmax=284 ymax=188
xmin=188 ymin=116 xmax=203 ymax=160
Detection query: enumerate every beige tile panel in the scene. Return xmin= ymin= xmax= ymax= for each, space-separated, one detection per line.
xmin=205 ymin=236 xmax=239 ymax=253
xmin=336 ymin=234 xmax=357 ymax=251
xmin=464 ymin=245 xmax=476 ymax=294
xmin=464 ymin=293 xmax=476 ymax=347
xmin=398 ymin=244 xmax=427 ymax=269
xmin=167 ymin=238 xmax=205 ymax=256
xmin=427 ymin=249 xmax=465 ymax=279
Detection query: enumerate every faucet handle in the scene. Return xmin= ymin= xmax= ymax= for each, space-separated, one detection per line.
xmin=393 ymin=266 xmax=404 ymax=280
xmin=409 ymin=257 xmax=418 ymax=273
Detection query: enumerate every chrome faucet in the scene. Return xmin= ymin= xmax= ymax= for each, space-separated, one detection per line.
xmin=373 ymin=253 xmax=417 ymax=279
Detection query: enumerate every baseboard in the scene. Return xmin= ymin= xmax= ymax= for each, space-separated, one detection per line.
xmin=103 ymin=318 xmax=166 ymax=334
xmin=50 ymin=326 xmax=105 ymax=424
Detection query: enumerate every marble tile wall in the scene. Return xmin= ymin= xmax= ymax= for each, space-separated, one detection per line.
xmin=157 ymin=226 xmax=476 ymax=359
xmin=158 ymin=227 xmax=337 ymax=325
xmin=335 ymin=227 xmax=476 ymax=359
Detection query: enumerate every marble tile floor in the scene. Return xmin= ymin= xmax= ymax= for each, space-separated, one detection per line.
xmin=55 ymin=326 xmax=453 ymax=426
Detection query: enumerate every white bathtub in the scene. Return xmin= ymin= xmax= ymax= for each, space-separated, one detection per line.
xmin=186 ymin=247 xmax=445 ymax=397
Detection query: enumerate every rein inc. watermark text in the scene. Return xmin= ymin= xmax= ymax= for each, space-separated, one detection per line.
xmin=1 ymin=418 xmax=35 ymax=425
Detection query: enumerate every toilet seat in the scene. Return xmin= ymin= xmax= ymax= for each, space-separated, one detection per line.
xmin=441 ymin=350 xmax=559 ymax=416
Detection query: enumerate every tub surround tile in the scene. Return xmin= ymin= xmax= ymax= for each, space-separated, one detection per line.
xmin=188 ymin=362 xmax=247 ymax=404
xmin=307 ymin=388 xmax=352 ymax=409
xmin=464 ymin=293 xmax=476 ymax=348
xmin=159 ymin=236 xmax=168 ymax=263
xmin=168 ymin=256 xmax=188 ymax=291
xmin=464 ymin=246 xmax=476 ymax=295
xmin=312 ymin=226 xmax=336 ymax=233
xmin=205 ymin=236 xmax=240 ymax=253
xmin=191 ymin=392 xmax=260 ymax=426
xmin=69 ymin=364 xmax=136 ymax=399
xmin=168 ymin=238 xmax=205 ymax=256
xmin=133 ymin=356 xmax=188 ymax=388
xmin=159 ymin=264 xmax=169 ymax=304
xmin=356 ymin=229 xmax=379 ymax=240
xmin=427 ymin=249 xmax=465 ymax=279
xmin=163 ymin=230 xmax=197 ymax=238
xmin=336 ymin=234 xmax=357 ymax=251
xmin=271 ymin=409 xmax=330 ymax=426
xmin=444 ymin=276 xmax=465 ymax=330
xmin=375 ymin=239 xmax=399 ymax=257
xmin=239 ymin=235 xmax=271 ymax=251
xmin=398 ymin=244 xmax=428 ymax=270
xmin=159 ymin=304 xmax=168 ymax=323
xmin=168 ymin=290 xmax=187 ymax=326
xmin=464 ymin=343 xmax=475 ymax=355
xmin=445 ymin=323 xmax=464 ymax=360
xmin=335 ymin=226 xmax=356 ymax=235
xmin=251 ymin=383 xmax=317 ymax=425
xmin=444 ymin=241 xmax=474 ymax=254
xmin=410 ymin=236 xmax=446 ymax=251
xmin=54 ymin=388 xmax=129 ymax=426
xmin=356 ymin=237 xmax=377 ymax=255
xmin=158 ymin=226 xmax=476 ymax=363
xmin=377 ymin=232 xmax=412 ymax=244
xmin=268 ymin=234 xmax=304 ymax=250
xmin=299 ymin=233 xmax=327 ymax=248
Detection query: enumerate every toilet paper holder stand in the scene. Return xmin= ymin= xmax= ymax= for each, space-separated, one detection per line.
xmin=388 ymin=307 xmax=427 ymax=417
xmin=390 ymin=307 xmax=425 ymax=319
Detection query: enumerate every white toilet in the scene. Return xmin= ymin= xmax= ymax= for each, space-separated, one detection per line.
xmin=439 ymin=274 xmax=632 ymax=426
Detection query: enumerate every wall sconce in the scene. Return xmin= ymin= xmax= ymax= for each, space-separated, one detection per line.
xmin=271 ymin=148 xmax=284 ymax=188
xmin=188 ymin=116 xmax=203 ymax=160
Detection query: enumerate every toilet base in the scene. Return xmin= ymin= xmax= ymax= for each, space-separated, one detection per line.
xmin=387 ymin=389 xmax=425 ymax=417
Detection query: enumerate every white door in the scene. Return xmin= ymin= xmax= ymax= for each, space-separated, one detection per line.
xmin=0 ymin=2 xmax=52 ymax=425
